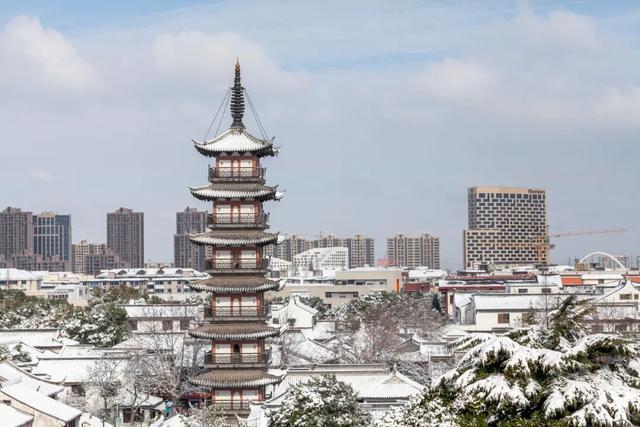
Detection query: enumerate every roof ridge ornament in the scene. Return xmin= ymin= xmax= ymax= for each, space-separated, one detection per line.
xmin=230 ymin=61 xmax=245 ymax=129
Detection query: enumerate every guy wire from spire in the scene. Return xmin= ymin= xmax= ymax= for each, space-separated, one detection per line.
xmin=244 ymin=88 xmax=269 ymax=141
xmin=202 ymin=88 xmax=231 ymax=142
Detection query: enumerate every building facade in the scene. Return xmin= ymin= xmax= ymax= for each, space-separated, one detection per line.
xmin=72 ymin=240 xmax=125 ymax=275
xmin=185 ymin=63 xmax=285 ymax=413
xmin=386 ymin=233 xmax=440 ymax=268
xmin=107 ymin=208 xmax=144 ymax=268
xmin=463 ymin=186 xmax=547 ymax=269
xmin=266 ymin=233 xmax=374 ymax=268
xmin=174 ymin=207 xmax=208 ymax=272
xmin=0 ymin=207 xmax=33 ymax=260
xmin=292 ymin=247 xmax=349 ymax=273
xmin=33 ymin=212 xmax=72 ymax=268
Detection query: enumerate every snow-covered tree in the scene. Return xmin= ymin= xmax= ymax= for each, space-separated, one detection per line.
xmin=379 ymin=296 xmax=640 ymax=427
xmin=180 ymin=405 xmax=233 ymax=427
xmin=269 ymin=375 xmax=371 ymax=427
xmin=63 ymin=302 xmax=129 ymax=347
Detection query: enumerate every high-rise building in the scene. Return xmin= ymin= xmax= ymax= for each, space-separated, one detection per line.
xmin=463 ymin=186 xmax=547 ymax=269
xmin=293 ymin=247 xmax=349 ymax=273
xmin=346 ymin=234 xmax=376 ymax=268
xmin=0 ymin=207 xmax=33 ymax=260
xmin=185 ymin=63 xmax=286 ymax=412
xmin=107 ymin=208 xmax=144 ymax=268
xmin=174 ymin=207 xmax=207 ymax=271
xmin=386 ymin=233 xmax=440 ymax=268
xmin=72 ymin=240 xmax=125 ymax=275
xmin=267 ymin=233 xmax=375 ymax=268
xmin=33 ymin=212 xmax=72 ymax=267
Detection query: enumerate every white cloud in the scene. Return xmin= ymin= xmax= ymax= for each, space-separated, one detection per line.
xmin=0 ymin=15 xmax=96 ymax=91
xmin=152 ymin=31 xmax=304 ymax=92
xmin=416 ymin=59 xmax=493 ymax=101
xmin=595 ymin=86 xmax=640 ymax=126
xmin=30 ymin=169 xmax=53 ymax=182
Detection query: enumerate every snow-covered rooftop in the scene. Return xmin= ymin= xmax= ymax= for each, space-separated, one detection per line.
xmin=473 ymin=293 xmax=574 ymax=311
xmin=0 ymin=330 xmax=77 ymax=349
xmin=0 ymin=383 xmax=81 ymax=422
xmin=0 ymin=269 xmax=41 ymax=281
xmin=122 ymin=304 xmax=202 ymax=319
xmin=271 ymin=365 xmax=424 ymax=400
xmin=96 ymin=268 xmax=206 ymax=279
xmin=0 ymin=403 xmax=33 ymax=427
xmin=0 ymin=362 xmax=64 ymax=397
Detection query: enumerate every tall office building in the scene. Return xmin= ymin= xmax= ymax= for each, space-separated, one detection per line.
xmin=174 ymin=207 xmax=207 ymax=271
xmin=463 ymin=186 xmax=547 ymax=269
xmin=386 ymin=233 xmax=440 ymax=268
xmin=33 ymin=212 xmax=72 ymax=266
xmin=0 ymin=207 xmax=33 ymax=259
xmin=107 ymin=208 xmax=144 ymax=268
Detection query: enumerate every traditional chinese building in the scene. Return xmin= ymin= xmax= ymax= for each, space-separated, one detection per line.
xmin=186 ymin=62 xmax=286 ymax=413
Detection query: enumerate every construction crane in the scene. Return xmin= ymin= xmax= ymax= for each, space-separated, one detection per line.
xmin=533 ymin=228 xmax=627 ymax=266
xmin=491 ymin=228 xmax=627 ymax=266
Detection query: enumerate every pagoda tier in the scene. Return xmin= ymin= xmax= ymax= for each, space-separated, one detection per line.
xmin=189 ymin=183 xmax=284 ymax=202
xmin=189 ymin=230 xmax=282 ymax=247
xmin=190 ymin=276 xmax=284 ymax=293
xmin=189 ymin=323 xmax=284 ymax=340
xmin=190 ymin=370 xmax=285 ymax=388
xmin=193 ymin=128 xmax=278 ymax=158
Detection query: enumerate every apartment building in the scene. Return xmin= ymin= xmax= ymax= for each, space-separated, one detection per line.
xmin=386 ymin=233 xmax=440 ymax=268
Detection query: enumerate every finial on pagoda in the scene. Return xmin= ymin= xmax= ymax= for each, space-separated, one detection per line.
xmin=230 ymin=60 xmax=245 ymax=129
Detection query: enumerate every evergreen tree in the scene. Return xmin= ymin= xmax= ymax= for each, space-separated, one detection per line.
xmin=379 ymin=296 xmax=640 ymax=427
xmin=269 ymin=375 xmax=371 ymax=427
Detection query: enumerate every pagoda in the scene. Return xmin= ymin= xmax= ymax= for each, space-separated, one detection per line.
xmin=186 ymin=62 xmax=285 ymax=413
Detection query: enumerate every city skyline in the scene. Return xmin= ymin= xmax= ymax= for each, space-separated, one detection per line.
xmin=0 ymin=1 xmax=638 ymax=267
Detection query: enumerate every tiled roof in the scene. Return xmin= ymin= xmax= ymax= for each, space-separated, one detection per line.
xmin=189 ymin=369 xmax=284 ymax=387
xmin=189 ymin=183 xmax=283 ymax=201
xmin=0 ymin=383 xmax=81 ymax=422
xmin=188 ymin=323 xmax=282 ymax=340
xmin=0 ymin=403 xmax=33 ymax=427
xmin=189 ymin=276 xmax=284 ymax=293
xmin=193 ymin=128 xmax=277 ymax=157
xmin=189 ymin=230 xmax=281 ymax=246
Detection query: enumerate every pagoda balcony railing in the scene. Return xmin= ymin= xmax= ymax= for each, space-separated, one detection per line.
xmin=203 ymin=351 xmax=270 ymax=366
xmin=205 ymin=259 xmax=268 ymax=271
xmin=208 ymin=166 xmax=265 ymax=180
xmin=203 ymin=306 xmax=268 ymax=319
xmin=207 ymin=212 xmax=269 ymax=227
xmin=204 ymin=400 xmax=251 ymax=411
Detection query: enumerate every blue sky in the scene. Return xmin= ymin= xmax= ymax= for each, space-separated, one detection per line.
xmin=0 ymin=1 xmax=638 ymax=267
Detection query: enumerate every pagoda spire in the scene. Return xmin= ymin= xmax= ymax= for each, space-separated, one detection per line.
xmin=230 ymin=60 xmax=245 ymax=129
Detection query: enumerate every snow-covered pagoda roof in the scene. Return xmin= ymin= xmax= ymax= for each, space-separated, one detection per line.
xmin=189 ymin=183 xmax=284 ymax=201
xmin=189 ymin=276 xmax=285 ymax=293
xmin=189 ymin=230 xmax=283 ymax=247
xmin=189 ymin=369 xmax=285 ymax=388
xmin=193 ymin=128 xmax=277 ymax=157
xmin=188 ymin=323 xmax=283 ymax=340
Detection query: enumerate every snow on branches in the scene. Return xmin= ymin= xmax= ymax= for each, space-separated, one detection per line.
xmin=380 ymin=296 xmax=640 ymax=427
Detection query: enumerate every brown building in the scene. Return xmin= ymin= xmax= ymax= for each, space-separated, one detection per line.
xmin=107 ymin=208 xmax=144 ymax=268
xmin=463 ymin=186 xmax=547 ymax=269
xmin=386 ymin=233 xmax=440 ymax=268
xmin=0 ymin=207 xmax=33 ymax=260
xmin=174 ymin=207 xmax=208 ymax=271
xmin=185 ymin=63 xmax=285 ymax=413
xmin=72 ymin=240 xmax=125 ymax=275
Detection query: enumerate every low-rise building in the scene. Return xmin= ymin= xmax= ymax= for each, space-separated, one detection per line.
xmin=122 ymin=303 xmax=203 ymax=333
xmin=0 ymin=383 xmax=81 ymax=427
xmin=272 ymin=268 xmax=405 ymax=308
xmin=84 ymin=268 xmax=208 ymax=299
xmin=0 ymin=269 xmax=41 ymax=292
xmin=270 ymin=297 xmax=317 ymax=329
